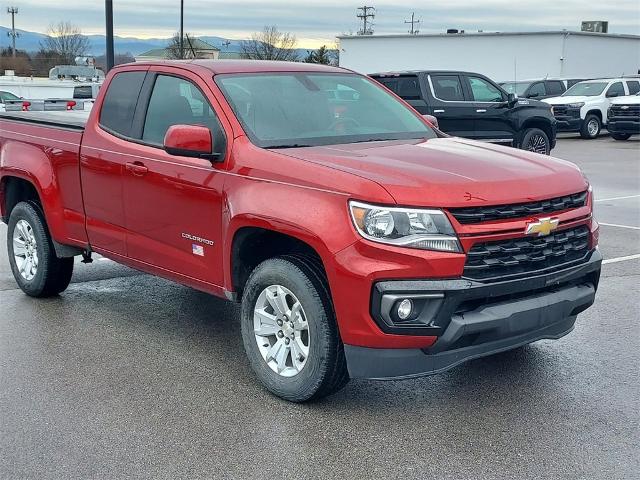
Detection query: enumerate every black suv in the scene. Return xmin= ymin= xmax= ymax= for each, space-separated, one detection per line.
xmin=370 ymin=71 xmax=557 ymax=155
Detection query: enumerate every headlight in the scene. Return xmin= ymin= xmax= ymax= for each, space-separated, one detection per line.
xmin=568 ymin=102 xmax=584 ymax=108
xmin=349 ymin=201 xmax=462 ymax=252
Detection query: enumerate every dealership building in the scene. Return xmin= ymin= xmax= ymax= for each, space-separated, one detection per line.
xmin=338 ymin=31 xmax=640 ymax=81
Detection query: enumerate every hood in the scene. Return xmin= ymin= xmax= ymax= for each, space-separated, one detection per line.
xmin=544 ymin=95 xmax=591 ymax=105
xmin=274 ymin=138 xmax=588 ymax=208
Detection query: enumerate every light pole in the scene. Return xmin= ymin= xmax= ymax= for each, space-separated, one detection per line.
xmin=180 ymin=0 xmax=184 ymax=59
xmin=105 ymin=0 xmax=114 ymax=71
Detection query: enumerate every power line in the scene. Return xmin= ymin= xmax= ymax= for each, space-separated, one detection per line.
xmin=7 ymin=7 xmax=19 ymax=58
xmin=356 ymin=6 xmax=375 ymax=36
xmin=404 ymin=12 xmax=420 ymax=35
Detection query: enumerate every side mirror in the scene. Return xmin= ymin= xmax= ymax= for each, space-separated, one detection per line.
xmin=423 ymin=114 xmax=439 ymax=129
xmin=528 ymin=92 xmax=539 ymax=98
xmin=606 ymin=92 xmax=619 ymax=98
xmin=507 ymin=92 xmax=517 ymax=106
xmin=163 ymin=124 xmax=219 ymax=161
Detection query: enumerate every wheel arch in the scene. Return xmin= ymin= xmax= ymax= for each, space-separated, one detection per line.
xmin=226 ymin=220 xmax=333 ymax=300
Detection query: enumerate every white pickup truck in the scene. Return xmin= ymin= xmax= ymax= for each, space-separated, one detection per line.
xmin=607 ymin=92 xmax=640 ymax=141
xmin=544 ymin=78 xmax=640 ymax=139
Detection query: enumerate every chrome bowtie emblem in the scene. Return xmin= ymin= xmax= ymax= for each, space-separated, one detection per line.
xmin=525 ymin=217 xmax=559 ymax=237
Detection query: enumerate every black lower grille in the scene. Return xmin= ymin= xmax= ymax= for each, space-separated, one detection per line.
xmin=449 ymin=191 xmax=588 ymax=224
xmin=464 ymin=226 xmax=590 ymax=281
xmin=610 ymin=105 xmax=640 ymax=117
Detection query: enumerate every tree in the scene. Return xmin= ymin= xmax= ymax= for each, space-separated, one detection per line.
xmin=0 ymin=48 xmax=32 ymax=76
xmin=39 ymin=22 xmax=91 ymax=64
xmin=31 ymin=49 xmax=68 ymax=76
xmin=304 ymin=45 xmax=331 ymax=65
xmin=166 ymin=32 xmax=201 ymax=59
xmin=241 ymin=26 xmax=298 ymax=61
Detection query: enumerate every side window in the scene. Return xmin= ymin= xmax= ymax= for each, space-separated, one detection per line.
xmin=142 ymin=75 xmax=226 ymax=155
xmin=431 ymin=75 xmax=464 ymax=101
xmin=606 ymin=82 xmax=625 ymax=97
xmin=626 ymin=81 xmax=640 ymax=95
xmin=546 ymin=81 xmax=565 ymax=95
xmin=467 ymin=76 xmax=505 ymax=102
xmin=99 ymin=71 xmax=146 ymax=137
xmin=528 ymin=82 xmax=546 ymax=98
xmin=395 ymin=77 xmax=421 ymax=100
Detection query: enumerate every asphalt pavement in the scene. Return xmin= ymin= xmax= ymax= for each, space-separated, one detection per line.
xmin=1 ymin=135 xmax=638 ymax=479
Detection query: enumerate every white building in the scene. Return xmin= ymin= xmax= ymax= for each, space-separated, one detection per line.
xmin=338 ymin=31 xmax=640 ymax=81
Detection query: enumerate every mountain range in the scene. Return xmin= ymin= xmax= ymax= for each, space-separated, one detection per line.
xmin=0 ymin=26 xmax=249 ymax=55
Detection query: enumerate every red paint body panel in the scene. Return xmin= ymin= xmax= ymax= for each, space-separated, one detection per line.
xmin=0 ymin=60 xmax=596 ymax=351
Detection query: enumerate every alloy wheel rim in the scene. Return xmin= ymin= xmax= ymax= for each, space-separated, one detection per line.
xmin=253 ymin=285 xmax=310 ymax=377
xmin=12 ymin=219 xmax=38 ymax=281
xmin=588 ymin=119 xmax=598 ymax=136
xmin=526 ymin=134 xmax=548 ymax=154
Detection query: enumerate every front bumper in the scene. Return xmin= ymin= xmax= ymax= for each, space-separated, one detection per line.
xmin=607 ymin=119 xmax=640 ymax=134
xmin=344 ymin=249 xmax=601 ymax=379
xmin=554 ymin=116 xmax=583 ymax=132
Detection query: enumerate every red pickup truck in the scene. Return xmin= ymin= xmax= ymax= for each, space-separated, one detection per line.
xmin=0 ymin=60 xmax=601 ymax=402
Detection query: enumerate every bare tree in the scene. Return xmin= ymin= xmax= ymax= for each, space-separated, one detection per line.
xmin=40 ymin=22 xmax=91 ymax=64
xmin=241 ymin=26 xmax=298 ymax=61
xmin=166 ymin=32 xmax=199 ymax=59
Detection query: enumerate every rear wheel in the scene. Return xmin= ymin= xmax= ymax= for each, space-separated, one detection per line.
xmin=580 ymin=114 xmax=601 ymax=139
xmin=240 ymin=256 xmax=349 ymax=402
xmin=611 ymin=132 xmax=632 ymax=141
xmin=520 ymin=128 xmax=550 ymax=155
xmin=7 ymin=202 xmax=74 ymax=297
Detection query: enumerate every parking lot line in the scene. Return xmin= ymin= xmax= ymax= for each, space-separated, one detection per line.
xmin=599 ymin=222 xmax=640 ymax=230
xmin=594 ymin=194 xmax=640 ymax=203
xmin=603 ymin=254 xmax=640 ymax=265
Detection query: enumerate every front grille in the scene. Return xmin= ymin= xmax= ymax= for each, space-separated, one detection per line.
xmin=552 ymin=105 xmax=580 ymax=118
xmin=449 ymin=191 xmax=588 ymax=224
xmin=609 ymin=105 xmax=640 ymax=118
xmin=464 ymin=226 xmax=590 ymax=281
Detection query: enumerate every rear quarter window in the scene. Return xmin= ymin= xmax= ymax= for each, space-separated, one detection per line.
xmin=99 ymin=71 xmax=146 ymax=138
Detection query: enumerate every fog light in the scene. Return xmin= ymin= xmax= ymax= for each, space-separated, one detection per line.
xmin=397 ymin=299 xmax=413 ymax=320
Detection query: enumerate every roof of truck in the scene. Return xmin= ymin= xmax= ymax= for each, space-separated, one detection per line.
xmin=128 ymin=59 xmax=348 ymax=75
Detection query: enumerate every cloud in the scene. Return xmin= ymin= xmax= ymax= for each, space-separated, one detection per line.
xmin=2 ymin=0 xmax=638 ymax=46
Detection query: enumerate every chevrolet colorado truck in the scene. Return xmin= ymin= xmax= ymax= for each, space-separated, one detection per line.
xmin=0 ymin=60 xmax=601 ymax=402
xmin=607 ymin=93 xmax=640 ymax=140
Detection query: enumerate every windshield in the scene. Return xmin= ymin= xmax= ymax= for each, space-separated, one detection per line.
xmin=215 ymin=73 xmax=435 ymax=148
xmin=562 ymin=82 xmax=607 ymax=97
xmin=500 ymin=82 xmax=531 ymax=96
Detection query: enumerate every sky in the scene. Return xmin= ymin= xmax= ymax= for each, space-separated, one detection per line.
xmin=2 ymin=0 xmax=639 ymax=48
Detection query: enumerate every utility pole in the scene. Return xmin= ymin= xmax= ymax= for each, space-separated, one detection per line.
xmin=356 ymin=6 xmax=375 ymax=36
xmin=7 ymin=7 xmax=19 ymax=58
xmin=105 ymin=0 xmax=114 ymax=71
xmin=180 ymin=0 xmax=184 ymax=59
xmin=404 ymin=12 xmax=420 ymax=35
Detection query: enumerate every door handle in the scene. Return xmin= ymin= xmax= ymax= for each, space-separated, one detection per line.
xmin=476 ymin=109 xmax=487 ymax=113
xmin=125 ymin=161 xmax=148 ymax=177
xmin=434 ymin=109 xmax=445 ymax=113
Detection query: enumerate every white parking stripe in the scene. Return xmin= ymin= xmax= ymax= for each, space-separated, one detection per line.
xmin=595 ymin=194 xmax=640 ymax=203
xmin=603 ymin=254 xmax=640 ymax=265
xmin=599 ymin=222 xmax=640 ymax=230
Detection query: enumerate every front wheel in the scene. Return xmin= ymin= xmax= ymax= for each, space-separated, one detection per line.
xmin=580 ymin=114 xmax=601 ymax=139
xmin=520 ymin=128 xmax=551 ymax=155
xmin=7 ymin=202 xmax=74 ymax=297
xmin=611 ymin=132 xmax=632 ymax=141
xmin=240 ymin=256 xmax=349 ymax=402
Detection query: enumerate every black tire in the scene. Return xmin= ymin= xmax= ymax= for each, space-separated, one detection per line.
xmin=240 ymin=255 xmax=349 ymax=402
xmin=611 ymin=132 xmax=632 ymax=141
xmin=7 ymin=201 xmax=74 ymax=297
xmin=520 ymin=128 xmax=551 ymax=155
xmin=580 ymin=114 xmax=601 ymax=139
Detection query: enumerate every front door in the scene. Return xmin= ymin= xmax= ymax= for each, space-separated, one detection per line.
xmin=427 ymin=74 xmax=477 ymax=138
xmin=463 ymin=75 xmax=514 ymax=143
xmin=122 ymin=71 xmax=229 ymax=289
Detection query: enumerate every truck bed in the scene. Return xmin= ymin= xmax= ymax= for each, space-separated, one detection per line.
xmin=0 ymin=110 xmax=88 ymax=130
